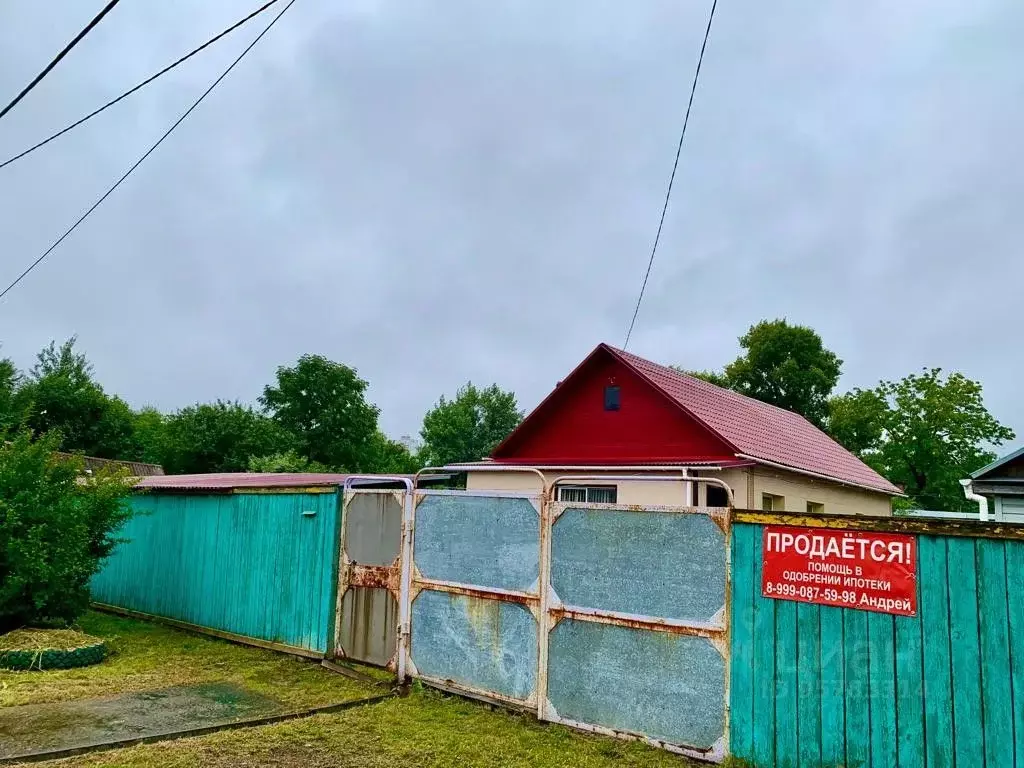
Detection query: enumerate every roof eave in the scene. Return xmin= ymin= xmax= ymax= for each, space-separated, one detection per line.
xmin=736 ymin=453 xmax=905 ymax=497
xmin=971 ymin=445 xmax=1024 ymax=479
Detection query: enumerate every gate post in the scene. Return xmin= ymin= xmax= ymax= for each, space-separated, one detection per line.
xmin=537 ymin=486 xmax=553 ymax=720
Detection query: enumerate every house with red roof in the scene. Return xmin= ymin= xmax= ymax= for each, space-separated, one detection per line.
xmin=454 ymin=344 xmax=899 ymax=515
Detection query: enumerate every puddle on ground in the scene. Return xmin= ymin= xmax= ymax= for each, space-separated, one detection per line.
xmin=0 ymin=682 xmax=284 ymax=760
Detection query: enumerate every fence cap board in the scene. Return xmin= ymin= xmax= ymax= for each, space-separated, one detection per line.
xmin=731 ymin=509 xmax=1024 ymax=542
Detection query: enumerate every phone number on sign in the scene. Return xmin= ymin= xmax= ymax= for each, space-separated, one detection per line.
xmin=764 ymin=582 xmax=859 ymax=604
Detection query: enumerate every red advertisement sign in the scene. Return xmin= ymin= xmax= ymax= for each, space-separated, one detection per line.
xmin=761 ymin=525 xmax=917 ymax=616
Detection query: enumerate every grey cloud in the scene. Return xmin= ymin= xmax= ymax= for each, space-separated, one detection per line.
xmin=1 ymin=0 xmax=1022 ymax=446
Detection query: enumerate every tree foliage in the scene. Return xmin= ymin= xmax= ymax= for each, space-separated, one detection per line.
xmin=131 ymin=407 xmax=166 ymax=466
xmin=0 ymin=356 xmax=23 ymax=435
xmin=0 ymin=432 xmax=134 ymax=632
xmin=673 ymin=320 xmax=842 ymax=427
xmin=724 ymin=320 xmax=842 ymax=427
xmin=670 ymin=367 xmax=730 ymax=388
xmin=16 ymin=339 xmax=138 ymax=459
xmin=420 ymin=382 xmax=523 ymax=466
xmin=828 ymin=369 xmax=1014 ymax=511
xmin=365 ymin=431 xmax=422 ymax=474
xmin=159 ymin=401 xmax=294 ymax=475
xmin=247 ymin=450 xmax=332 ymax=474
xmin=260 ymin=355 xmax=380 ymax=472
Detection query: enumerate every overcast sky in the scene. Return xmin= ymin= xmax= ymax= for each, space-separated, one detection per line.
xmin=1 ymin=0 xmax=1022 ymax=447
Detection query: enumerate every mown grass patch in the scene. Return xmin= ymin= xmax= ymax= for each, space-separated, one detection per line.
xmin=16 ymin=687 xmax=695 ymax=768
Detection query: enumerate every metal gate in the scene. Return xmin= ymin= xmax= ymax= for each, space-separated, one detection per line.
xmin=541 ymin=494 xmax=729 ymax=759
xmin=333 ymin=485 xmax=408 ymax=668
xmin=403 ymin=476 xmax=731 ymax=760
xmin=407 ymin=489 xmax=543 ymax=708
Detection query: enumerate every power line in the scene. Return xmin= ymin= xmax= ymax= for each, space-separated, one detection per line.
xmin=0 ymin=0 xmax=281 ymax=172
xmin=0 ymin=0 xmax=298 ymax=304
xmin=0 ymin=0 xmax=124 ymax=122
xmin=623 ymin=0 xmax=719 ymax=350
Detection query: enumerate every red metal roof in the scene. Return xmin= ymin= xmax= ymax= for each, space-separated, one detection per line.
xmin=605 ymin=345 xmax=901 ymax=495
xmin=134 ymin=473 xmax=429 ymax=492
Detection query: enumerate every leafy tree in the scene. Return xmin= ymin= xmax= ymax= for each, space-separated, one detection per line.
xmin=365 ymin=431 xmax=422 ymax=474
xmin=723 ymin=320 xmax=842 ymax=427
xmin=131 ymin=407 xmax=167 ymax=466
xmin=0 ymin=432 xmax=134 ymax=632
xmin=260 ymin=355 xmax=380 ymax=472
xmin=420 ymin=382 xmax=523 ymax=466
xmin=160 ymin=401 xmax=294 ymax=474
xmin=0 ymin=356 xmax=23 ymax=435
xmin=828 ymin=369 xmax=1014 ymax=511
xmin=827 ymin=389 xmax=889 ymax=458
xmin=672 ymin=320 xmax=842 ymax=427
xmin=16 ymin=338 xmax=137 ymax=458
xmin=669 ymin=367 xmax=730 ymax=388
xmin=247 ymin=450 xmax=332 ymax=473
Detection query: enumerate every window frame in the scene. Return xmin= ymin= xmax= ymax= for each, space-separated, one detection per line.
xmin=603 ymin=385 xmax=621 ymax=411
xmin=762 ymin=493 xmax=785 ymax=512
xmin=806 ymin=500 xmax=825 ymax=514
xmin=557 ymin=485 xmax=618 ymax=504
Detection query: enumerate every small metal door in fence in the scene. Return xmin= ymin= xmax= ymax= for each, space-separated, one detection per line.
xmin=333 ymin=489 xmax=405 ymax=667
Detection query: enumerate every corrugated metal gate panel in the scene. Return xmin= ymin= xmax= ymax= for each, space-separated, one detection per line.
xmin=334 ymin=491 xmax=403 ymax=667
xmin=543 ymin=501 xmax=728 ymax=759
xmin=410 ymin=491 xmax=542 ymax=707
xmin=91 ymin=491 xmax=341 ymax=654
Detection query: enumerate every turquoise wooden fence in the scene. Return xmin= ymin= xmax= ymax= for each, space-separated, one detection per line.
xmin=91 ymin=490 xmax=342 ymax=654
xmin=731 ymin=519 xmax=1023 ymax=768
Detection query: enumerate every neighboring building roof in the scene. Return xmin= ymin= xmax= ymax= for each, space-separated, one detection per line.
xmin=135 ymin=472 xmax=448 ymax=492
xmin=55 ymin=452 xmax=165 ymax=476
xmin=489 ymin=343 xmax=901 ymax=496
xmin=971 ymin=445 xmax=1024 ymax=480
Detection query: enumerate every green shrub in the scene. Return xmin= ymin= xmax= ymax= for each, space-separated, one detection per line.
xmin=0 ymin=432 xmax=134 ymax=633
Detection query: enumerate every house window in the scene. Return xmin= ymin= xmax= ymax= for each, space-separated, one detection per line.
xmin=558 ymin=485 xmax=618 ymax=504
xmin=762 ymin=493 xmax=785 ymax=512
xmin=707 ymin=485 xmax=730 ymax=508
xmin=604 ymin=385 xmax=620 ymax=411
xmin=806 ymin=501 xmax=825 ymax=514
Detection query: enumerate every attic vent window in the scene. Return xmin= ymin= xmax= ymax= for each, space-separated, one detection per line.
xmin=604 ymin=385 xmax=620 ymax=411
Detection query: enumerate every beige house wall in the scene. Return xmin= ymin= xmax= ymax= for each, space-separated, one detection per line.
xmin=746 ymin=466 xmax=892 ymax=516
xmin=464 ymin=470 xmax=690 ymax=506
xmin=464 ymin=465 xmax=892 ymax=516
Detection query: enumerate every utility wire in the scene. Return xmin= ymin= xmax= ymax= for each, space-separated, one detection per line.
xmin=0 ymin=0 xmax=281 ymax=171
xmin=0 ymin=0 xmax=297 ymax=304
xmin=623 ymin=0 xmax=719 ymax=350
xmin=0 ymin=0 xmax=124 ymax=122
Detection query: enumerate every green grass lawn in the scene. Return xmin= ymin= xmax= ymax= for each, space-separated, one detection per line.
xmin=2 ymin=611 xmax=696 ymax=768
xmin=13 ymin=689 xmax=694 ymax=768
xmin=0 ymin=611 xmax=376 ymax=710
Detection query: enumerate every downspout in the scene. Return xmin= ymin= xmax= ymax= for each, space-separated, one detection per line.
xmin=960 ymin=479 xmax=989 ymax=522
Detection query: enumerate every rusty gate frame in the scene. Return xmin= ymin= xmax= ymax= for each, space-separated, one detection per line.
xmin=333 ymin=476 xmax=414 ymax=678
xmin=390 ymin=470 xmax=735 ymax=760
xmin=405 ymin=467 xmax=548 ymax=709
